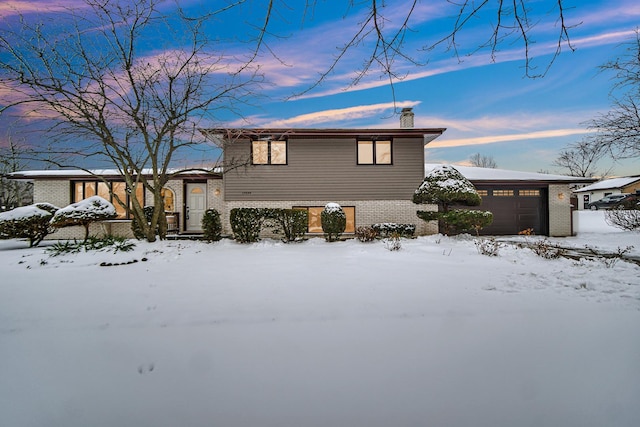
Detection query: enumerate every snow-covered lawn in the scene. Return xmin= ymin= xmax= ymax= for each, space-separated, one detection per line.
xmin=1 ymin=211 xmax=638 ymax=427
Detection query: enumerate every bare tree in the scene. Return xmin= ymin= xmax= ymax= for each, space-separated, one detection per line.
xmin=552 ymin=139 xmax=612 ymax=177
xmin=298 ymin=1 xmax=578 ymax=97
xmin=0 ymin=0 xmax=260 ymax=241
xmin=587 ymin=30 xmax=640 ymax=159
xmin=469 ymin=153 xmax=497 ymax=168
xmin=0 ymin=136 xmax=33 ymax=210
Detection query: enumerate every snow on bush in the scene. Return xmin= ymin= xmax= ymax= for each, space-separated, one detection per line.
xmin=50 ymin=196 xmax=117 ymax=242
xmin=371 ymin=223 xmax=416 ymax=238
xmin=321 ymin=203 xmax=346 ymax=242
xmin=413 ymin=165 xmax=492 ymax=235
xmin=413 ymin=165 xmax=481 ymax=206
xmin=0 ymin=202 xmax=59 ymax=247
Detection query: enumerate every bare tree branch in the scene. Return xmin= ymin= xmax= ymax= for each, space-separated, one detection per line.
xmin=587 ymin=30 xmax=640 ymax=159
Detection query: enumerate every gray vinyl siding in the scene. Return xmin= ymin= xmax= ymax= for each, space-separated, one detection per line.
xmin=224 ymin=137 xmax=425 ymax=201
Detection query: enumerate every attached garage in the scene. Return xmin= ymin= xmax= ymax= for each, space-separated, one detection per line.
xmin=427 ymin=165 xmax=596 ymax=237
xmin=472 ymin=186 xmax=548 ymax=235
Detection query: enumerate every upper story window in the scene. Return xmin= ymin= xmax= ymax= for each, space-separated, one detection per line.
xmin=252 ymin=139 xmax=287 ymax=165
xmin=357 ymin=140 xmax=392 ymax=165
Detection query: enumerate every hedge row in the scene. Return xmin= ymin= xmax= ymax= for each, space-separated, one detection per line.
xmin=230 ymin=208 xmax=308 ymax=243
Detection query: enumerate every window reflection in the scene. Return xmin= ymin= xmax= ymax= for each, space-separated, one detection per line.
xmin=72 ymin=180 xmax=144 ymax=219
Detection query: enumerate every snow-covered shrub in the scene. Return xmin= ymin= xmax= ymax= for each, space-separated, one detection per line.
xmin=475 ymin=237 xmax=501 ymax=257
xmin=50 ymin=196 xmax=117 ymax=242
xmin=355 ymin=226 xmax=377 ymax=242
xmin=441 ymin=210 xmax=493 ymax=236
xmin=413 ymin=165 xmax=492 ymax=235
xmin=371 ymin=223 xmax=416 ymax=238
xmin=230 ymin=208 xmax=265 ymax=243
xmin=202 ymin=209 xmax=223 ymax=242
xmin=605 ymin=204 xmax=640 ymax=231
xmin=321 ymin=203 xmax=346 ymax=242
xmin=0 ymin=202 xmax=59 ymax=247
xmin=383 ymin=232 xmax=402 ymax=251
xmin=264 ymin=208 xmax=308 ymax=242
xmin=413 ymin=165 xmax=481 ymax=206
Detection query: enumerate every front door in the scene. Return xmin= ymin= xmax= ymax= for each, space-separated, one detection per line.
xmin=185 ymin=183 xmax=206 ymax=232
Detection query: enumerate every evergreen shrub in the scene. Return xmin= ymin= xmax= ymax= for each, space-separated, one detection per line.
xmin=0 ymin=203 xmax=59 ymax=247
xmin=202 ymin=209 xmax=223 ymax=242
xmin=230 ymin=208 xmax=265 ymax=243
xmin=371 ymin=223 xmax=416 ymax=238
xmin=321 ymin=203 xmax=346 ymax=242
xmin=441 ymin=210 xmax=494 ymax=235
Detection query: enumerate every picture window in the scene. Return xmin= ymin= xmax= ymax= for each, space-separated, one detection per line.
xmin=72 ymin=181 xmax=144 ymax=219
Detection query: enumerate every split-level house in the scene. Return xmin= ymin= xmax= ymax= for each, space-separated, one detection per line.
xmin=203 ymin=118 xmax=445 ymax=236
xmin=10 ymin=109 xmax=590 ymax=238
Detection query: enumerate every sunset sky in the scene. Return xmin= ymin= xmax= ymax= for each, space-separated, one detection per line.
xmin=1 ymin=0 xmax=639 ymax=176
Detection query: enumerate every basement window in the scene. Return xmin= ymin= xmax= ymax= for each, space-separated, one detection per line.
xmin=294 ymin=206 xmax=356 ymax=233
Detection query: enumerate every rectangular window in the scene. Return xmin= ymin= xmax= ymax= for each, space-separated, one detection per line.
xmin=295 ymin=206 xmax=356 ymax=234
xmin=252 ymin=140 xmax=287 ymax=165
xmin=476 ymin=190 xmax=488 ymax=197
xmin=519 ymin=189 xmax=540 ymax=197
xmin=493 ymin=190 xmax=514 ymax=197
xmin=71 ymin=181 xmax=143 ymax=219
xmin=357 ymin=140 xmax=392 ymax=165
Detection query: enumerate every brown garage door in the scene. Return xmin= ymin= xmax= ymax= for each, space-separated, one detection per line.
xmin=472 ymin=187 xmax=548 ymax=236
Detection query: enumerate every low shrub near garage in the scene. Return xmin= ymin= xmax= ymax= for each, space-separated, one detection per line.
xmin=371 ymin=223 xmax=416 ymax=238
xmin=442 ymin=210 xmax=493 ymax=236
xmin=605 ymin=204 xmax=640 ymax=231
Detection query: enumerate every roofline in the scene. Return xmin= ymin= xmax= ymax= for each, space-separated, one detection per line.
xmin=470 ymin=178 xmax=597 ymax=185
xmin=574 ymin=177 xmax=640 ymax=192
xmin=201 ymin=127 xmax=446 ymax=146
xmin=8 ymin=168 xmax=222 ymax=181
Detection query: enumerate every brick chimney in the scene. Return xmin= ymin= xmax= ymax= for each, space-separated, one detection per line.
xmin=400 ymin=107 xmax=414 ymax=128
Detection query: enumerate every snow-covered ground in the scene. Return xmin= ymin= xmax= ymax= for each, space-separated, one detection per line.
xmin=1 ymin=211 xmax=638 ymax=427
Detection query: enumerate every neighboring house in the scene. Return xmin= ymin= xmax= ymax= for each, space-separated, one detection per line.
xmin=427 ymin=165 xmax=595 ymax=236
xmin=573 ymin=176 xmax=640 ymax=210
xmin=9 ymin=109 xmax=594 ymax=238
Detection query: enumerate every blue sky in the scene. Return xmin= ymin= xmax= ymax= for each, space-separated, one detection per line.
xmin=1 ymin=0 xmax=639 ymax=176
